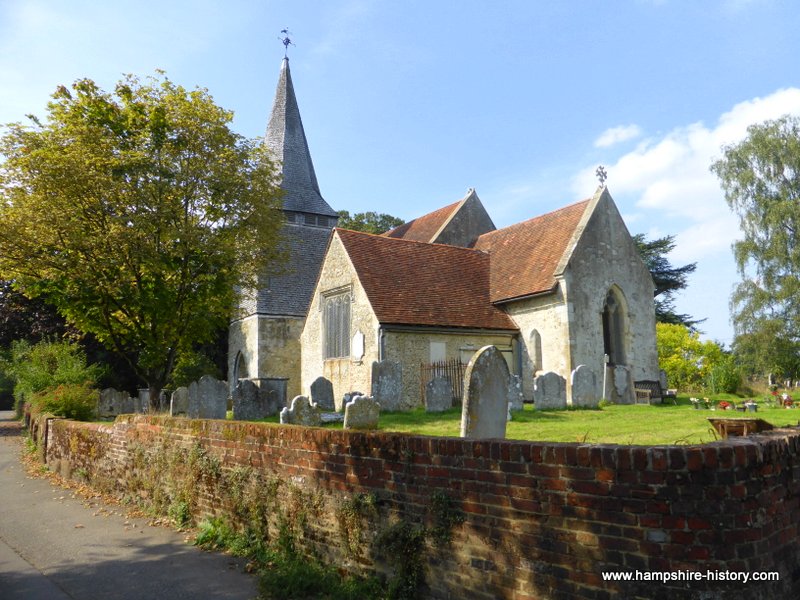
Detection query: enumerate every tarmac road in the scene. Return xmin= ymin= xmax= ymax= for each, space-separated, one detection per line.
xmin=0 ymin=410 xmax=259 ymax=599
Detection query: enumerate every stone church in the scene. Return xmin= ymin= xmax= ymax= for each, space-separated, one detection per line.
xmin=229 ymin=58 xmax=659 ymax=408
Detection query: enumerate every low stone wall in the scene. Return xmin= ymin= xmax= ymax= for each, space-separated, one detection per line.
xmin=36 ymin=413 xmax=800 ymax=599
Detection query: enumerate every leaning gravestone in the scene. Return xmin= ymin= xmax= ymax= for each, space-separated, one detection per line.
xmin=343 ymin=395 xmax=380 ymax=430
xmin=425 ymin=377 xmax=453 ymax=413
xmin=570 ymin=365 xmax=598 ymax=408
xmin=170 ymin=387 xmax=190 ymax=417
xmin=232 ymin=379 xmax=278 ymax=420
xmin=371 ymin=360 xmax=403 ymax=411
xmin=187 ymin=375 xmax=228 ymax=419
xmin=280 ymin=395 xmax=322 ymax=426
xmin=507 ymin=374 xmax=524 ymax=411
xmin=310 ymin=376 xmax=335 ymax=411
xmin=533 ymin=371 xmax=567 ymax=410
xmin=460 ymin=346 xmax=509 ymax=439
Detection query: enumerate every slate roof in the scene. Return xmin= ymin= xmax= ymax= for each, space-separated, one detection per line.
xmin=244 ymin=223 xmax=333 ymax=317
xmin=472 ymin=199 xmax=591 ymax=303
xmin=336 ymin=229 xmax=518 ymax=331
xmin=382 ymin=200 xmax=461 ymax=242
xmin=266 ymin=58 xmax=338 ymax=218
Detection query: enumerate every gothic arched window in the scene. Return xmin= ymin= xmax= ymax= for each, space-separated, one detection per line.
xmin=602 ymin=288 xmax=627 ymax=366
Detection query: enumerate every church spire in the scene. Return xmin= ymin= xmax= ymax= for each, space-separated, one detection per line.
xmin=265 ymin=58 xmax=338 ymax=218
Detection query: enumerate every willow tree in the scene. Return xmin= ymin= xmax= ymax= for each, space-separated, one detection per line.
xmin=0 ymin=74 xmax=284 ymax=407
xmin=711 ymin=115 xmax=800 ymax=370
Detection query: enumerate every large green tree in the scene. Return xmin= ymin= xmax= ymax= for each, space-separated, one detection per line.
xmin=711 ymin=115 xmax=800 ymax=372
xmin=0 ymin=74 xmax=284 ymax=407
xmin=632 ymin=233 xmax=700 ymax=328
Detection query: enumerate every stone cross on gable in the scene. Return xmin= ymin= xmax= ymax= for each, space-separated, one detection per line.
xmin=596 ymin=165 xmax=608 ymax=186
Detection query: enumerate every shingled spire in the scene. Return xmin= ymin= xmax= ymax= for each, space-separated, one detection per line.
xmin=266 ymin=58 xmax=338 ymax=217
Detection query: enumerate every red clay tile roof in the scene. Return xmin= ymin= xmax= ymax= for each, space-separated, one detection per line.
xmin=382 ymin=200 xmax=461 ymax=242
xmin=473 ymin=199 xmax=591 ymax=303
xmin=336 ymin=229 xmax=518 ymax=331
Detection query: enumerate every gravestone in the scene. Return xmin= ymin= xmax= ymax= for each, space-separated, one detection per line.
xmin=659 ymin=369 xmax=668 ymax=392
xmin=343 ymin=395 xmax=380 ymax=430
xmin=570 ymin=365 xmax=598 ymax=408
xmin=614 ymin=365 xmax=634 ymax=404
xmin=460 ymin=345 xmax=509 ymax=439
xmin=280 ymin=395 xmax=322 ymax=426
xmin=232 ymin=379 xmax=278 ymax=420
xmin=170 ymin=387 xmax=190 ymax=416
xmin=371 ymin=360 xmax=403 ymax=411
xmin=425 ymin=377 xmax=453 ymax=413
xmin=97 ymin=388 xmax=132 ymax=418
xmin=310 ymin=376 xmax=335 ymax=411
xmin=187 ymin=375 xmax=228 ymax=419
xmin=507 ymin=374 xmax=524 ymax=411
xmin=533 ymin=371 xmax=567 ymax=410
xmin=339 ymin=391 xmax=364 ymax=413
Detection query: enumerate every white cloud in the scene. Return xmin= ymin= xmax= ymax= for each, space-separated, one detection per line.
xmin=594 ymin=124 xmax=642 ymax=148
xmin=575 ymin=88 xmax=800 ymax=259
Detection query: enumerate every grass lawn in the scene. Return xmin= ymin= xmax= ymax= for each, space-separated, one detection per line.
xmin=242 ymin=394 xmax=800 ymax=445
xmin=375 ymin=395 xmax=800 ymax=445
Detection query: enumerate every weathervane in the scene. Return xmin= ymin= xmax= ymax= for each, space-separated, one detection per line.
xmin=595 ymin=165 xmax=608 ymax=187
xmin=279 ymin=28 xmax=294 ymax=57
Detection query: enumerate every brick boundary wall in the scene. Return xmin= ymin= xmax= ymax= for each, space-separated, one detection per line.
xmin=37 ymin=414 xmax=800 ymax=599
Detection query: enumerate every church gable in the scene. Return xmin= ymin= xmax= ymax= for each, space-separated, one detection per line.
xmin=383 ymin=188 xmax=496 ymax=247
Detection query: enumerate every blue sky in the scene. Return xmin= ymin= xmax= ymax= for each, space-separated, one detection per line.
xmin=2 ymin=0 xmax=800 ymax=346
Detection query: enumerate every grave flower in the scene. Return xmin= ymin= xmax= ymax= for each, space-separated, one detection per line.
xmin=718 ymin=401 xmax=732 ymax=411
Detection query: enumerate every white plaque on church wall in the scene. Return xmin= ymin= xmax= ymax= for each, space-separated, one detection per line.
xmin=351 ymin=330 xmax=365 ymax=361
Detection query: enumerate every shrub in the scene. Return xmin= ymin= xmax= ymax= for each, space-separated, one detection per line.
xmin=31 ymin=382 xmax=98 ymax=420
xmin=706 ymin=355 xmax=741 ymax=394
xmin=5 ymin=339 xmax=103 ymax=412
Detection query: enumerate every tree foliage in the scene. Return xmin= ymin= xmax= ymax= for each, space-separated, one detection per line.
xmin=0 ymin=279 xmax=76 ymax=347
xmin=337 ymin=210 xmax=404 ymax=234
xmin=0 ymin=73 xmax=284 ymax=406
xmin=711 ymin=115 xmax=800 ymax=345
xmin=656 ymin=323 xmax=731 ymax=392
xmin=632 ymin=233 xmax=699 ymax=328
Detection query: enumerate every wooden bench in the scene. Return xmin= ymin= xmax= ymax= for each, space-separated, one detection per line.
xmin=634 ymin=380 xmax=675 ymax=404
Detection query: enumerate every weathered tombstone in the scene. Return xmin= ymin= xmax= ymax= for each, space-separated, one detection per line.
xmin=371 ymin=360 xmax=403 ymax=411
xmin=343 ymin=395 xmax=380 ymax=430
xmin=614 ymin=365 xmax=635 ymax=404
xmin=570 ymin=365 xmax=598 ymax=408
xmin=310 ymin=376 xmax=335 ymax=411
xmin=659 ymin=369 xmax=668 ymax=392
xmin=460 ymin=346 xmax=509 ymax=439
xmin=170 ymin=387 xmax=190 ymax=416
xmin=507 ymin=374 xmax=524 ymax=411
xmin=280 ymin=395 xmax=322 ymax=426
xmin=232 ymin=379 xmax=277 ymax=420
xmin=97 ymin=388 xmax=132 ymax=418
xmin=533 ymin=371 xmax=567 ymax=410
xmin=188 ymin=375 xmax=229 ymax=419
xmin=339 ymin=391 xmax=364 ymax=413
xmin=255 ymin=378 xmax=288 ymax=412
xmin=425 ymin=377 xmax=453 ymax=413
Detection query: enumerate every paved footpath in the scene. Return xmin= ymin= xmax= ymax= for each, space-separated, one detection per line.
xmin=0 ymin=411 xmax=259 ymax=599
